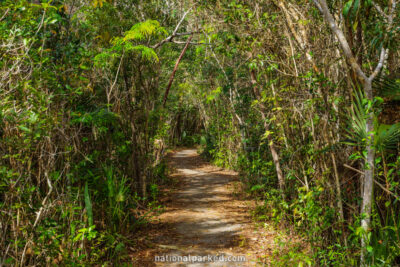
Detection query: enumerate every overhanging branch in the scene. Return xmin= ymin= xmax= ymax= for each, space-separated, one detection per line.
xmin=152 ymin=31 xmax=201 ymax=49
xmin=152 ymin=7 xmax=200 ymax=49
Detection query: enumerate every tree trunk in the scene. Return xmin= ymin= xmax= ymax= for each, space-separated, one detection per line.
xmin=313 ymin=1 xmax=390 ymax=263
xmin=250 ymin=70 xmax=285 ymax=200
xmin=162 ymin=35 xmax=193 ymax=107
xmin=361 ymin=81 xmax=375 ymax=266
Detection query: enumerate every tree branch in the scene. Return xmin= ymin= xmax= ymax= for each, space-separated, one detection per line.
xmin=171 ymin=40 xmax=211 ymax=45
xmin=162 ymin=35 xmax=193 ymax=107
xmin=343 ymin=164 xmax=400 ymax=200
xmin=369 ymin=0 xmax=394 ymax=81
xmin=0 ymin=8 xmax=9 ymax=21
xmin=152 ymin=8 xmax=197 ymax=49
xmin=368 ymin=47 xmax=387 ymax=81
xmin=152 ymin=32 xmax=200 ymax=49
xmin=388 ymin=0 xmax=397 ymax=29
xmin=312 ymin=0 xmax=323 ymax=13
xmin=371 ymin=1 xmax=388 ymax=19
xmin=173 ymin=8 xmax=193 ymax=34
xmin=314 ymin=0 xmax=368 ymax=83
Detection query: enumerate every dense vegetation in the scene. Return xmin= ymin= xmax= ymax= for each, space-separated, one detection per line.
xmin=1 ymin=0 xmax=400 ymax=266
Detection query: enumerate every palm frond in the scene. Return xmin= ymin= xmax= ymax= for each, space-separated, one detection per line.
xmin=344 ymin=89 xmax=400 ymax=151
xmin=376 ymin=123 xmax=400 ymax=151
xmin=344 ymin=89 xmax=367 ymax=146
xmin=373 ymin=76 xmax=400 ymax=100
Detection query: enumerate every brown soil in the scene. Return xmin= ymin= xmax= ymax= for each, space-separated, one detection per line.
xmin=131 ymin=149 xmax=280 ymax=266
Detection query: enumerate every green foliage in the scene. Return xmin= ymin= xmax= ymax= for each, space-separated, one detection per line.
xmin=127 ymin=44 xmax=159 ymax=62
xmin=374 ymin=76 xmax=400 ymax=100
xmin=376 ymin=123 xmax=400 ymax=151
xmin=344 ymin=90 xmax=400 ymax=152
xmin=271 ymin=236 xmax=313 ymax=267
xmin=1 ymin=0 xmax=400 ymax=265
xmin=95 ymin=19 xmax=165 ymax=66
xmin=0 ymin=0 xmax=172 ymax=264
xmin=344 ymin=90 xmax=368 ymax=147
xmin=103 ymin=166 xmax=131 ymax=231
xmin=123 ymin=20 xmax=167 ymax=42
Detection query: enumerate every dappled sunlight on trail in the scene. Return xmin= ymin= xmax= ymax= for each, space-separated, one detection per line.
xmin=135 ymin=149 xmax=277 ymax=266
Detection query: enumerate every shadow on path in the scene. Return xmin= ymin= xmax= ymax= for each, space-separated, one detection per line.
xmin=136 ymin=149 xmax=259 ymax=266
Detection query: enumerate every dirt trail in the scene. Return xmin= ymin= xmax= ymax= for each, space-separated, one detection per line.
xmin=135 ymin=149 xmax=276 ymax=266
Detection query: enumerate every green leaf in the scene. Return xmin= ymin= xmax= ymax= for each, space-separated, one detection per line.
xmin=343 ymin=0 xmax=353 ymax=17
xmin=123 ymin=20 xmax=166 ymax=42
xmin=351 ymin=0 xmax=360 ymax=19
xmin=250 ymin=184 xmax=265 ymax=192
xmin=126 ymin=45 xmax=159 ymax=62
xmin=18 ymin=125 xmax=31 ymax=133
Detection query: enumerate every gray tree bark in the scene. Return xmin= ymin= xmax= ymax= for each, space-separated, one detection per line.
xmin=312 ymin=0 xmax=391 ymax=264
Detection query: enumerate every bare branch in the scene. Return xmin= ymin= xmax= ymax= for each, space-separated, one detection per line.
xmin=107 ymin=51 xmax=124 ymax=107
xmin=152 ymin=8 xmax=197 ymax=49
xmin=368 ymin=47 xmax=387 ymax=81
xmin=172 ymin=7 xmax=193 ymax=36
xmin=0 ymin=8 xmax=9 ymax=21
xmin=344 ymin=164 xmax=400 ymax=200
xmin=388 ymin=0 xmax=397 ymax=28
xmin=174 ymin=31 xmax=200 ymax=36
xmin=374 ymin=179 xmax=400 ymax=200
xmin=162 ymin=35 xmax=193 ymax=107
xmin=390 ymin=0 xmax=397 ymax=19
xmin=368 ymin=0 xmax=396 ymax=81
xmin=372 ymin=1 xmax=388 ymax=19
xmin=152 ymin=32 xmax=201 ymax=49
xmin=343 ymin=164 xmax=400 ymax=200
xmin=312 ymin=0 xmax=323 ymax=13
xmin=343 ymin=163 xmax=364 ymax=175
xmin=33 ymin=173 xmax=53 ymax=228
xmin=171 ymin=40 xmax=211 ymax=45
xmin=314 ymin=0 xmax=368 ymax=82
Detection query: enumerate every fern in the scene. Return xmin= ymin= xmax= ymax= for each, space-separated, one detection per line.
xmin=123 ymin=20 xmax=167 ymax=42
xmin=125 ymin=44 xmax=159 ymax=62
xmin=95 ymin=20 xmax=163 ymax=65
xmin=94 ymin=50 xmax=120 ymax=67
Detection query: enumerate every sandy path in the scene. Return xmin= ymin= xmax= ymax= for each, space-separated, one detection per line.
xmin=135 ymin=149 xmax=273 ymax=266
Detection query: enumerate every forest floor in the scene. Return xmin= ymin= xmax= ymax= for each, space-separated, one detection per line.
xmin=132 ymin=148 xmax=299 ymax=266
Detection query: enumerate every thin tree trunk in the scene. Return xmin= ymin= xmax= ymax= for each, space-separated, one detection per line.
xmin=162 ymin=35 xmax=193 ymax=107
xmin=361 ymin=81 xmax=375 ymax=266
xmin=250 ymin=70 xmax=285 ymax=200
xmin=313 ymin=1 xmax=389 ymax=264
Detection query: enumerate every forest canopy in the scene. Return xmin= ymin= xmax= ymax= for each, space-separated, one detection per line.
xmin=1 ymin=0 xmax=400 ymax=266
